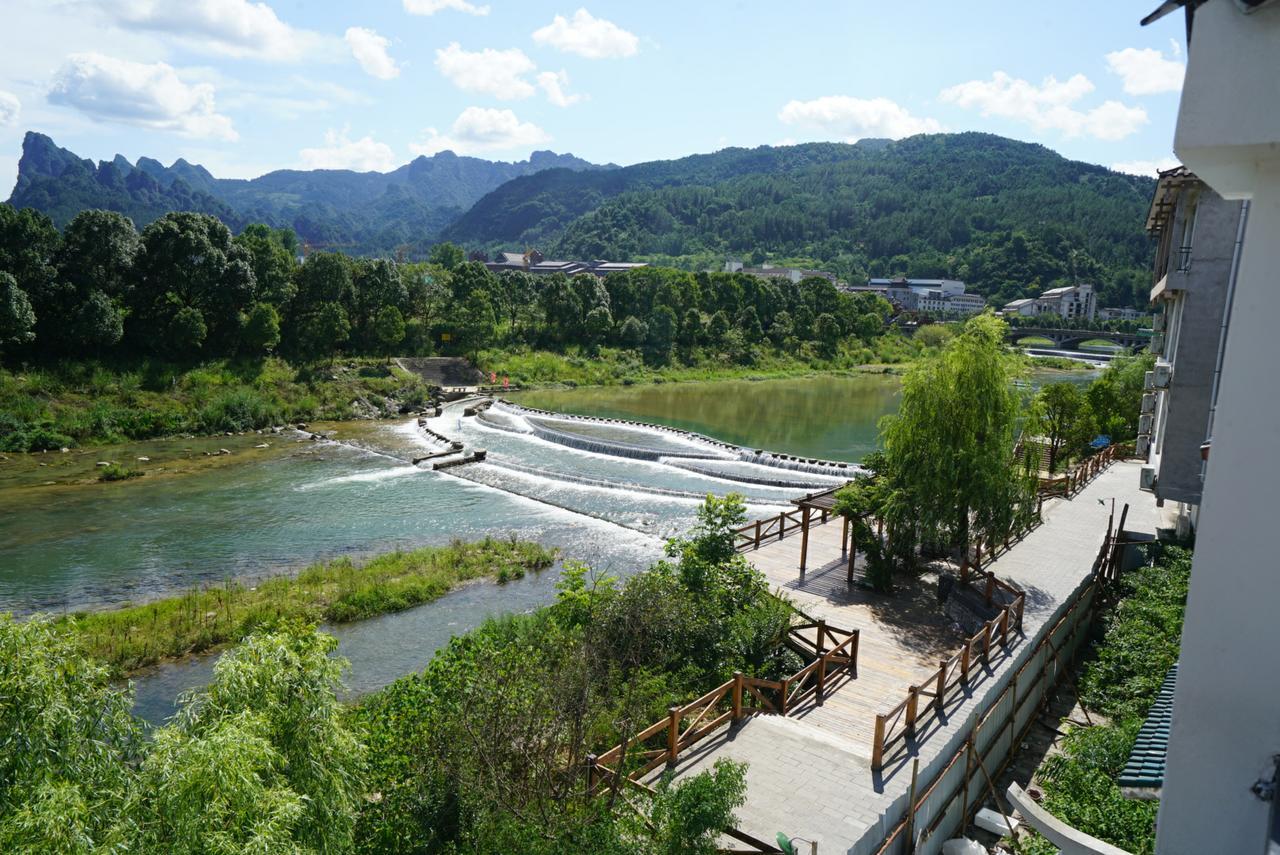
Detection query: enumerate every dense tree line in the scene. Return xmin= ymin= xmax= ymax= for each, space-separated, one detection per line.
xmin=447 ymin=133 xmax=1156 ymax=311
xmin=0 ymin=204 xmax=895 ymax=368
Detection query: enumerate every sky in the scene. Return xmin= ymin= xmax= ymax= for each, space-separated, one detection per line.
xmin=0 ymin=1 xmax=1189 ymax=194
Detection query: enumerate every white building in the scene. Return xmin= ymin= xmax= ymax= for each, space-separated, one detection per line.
xmin=864 ymin=278 xmax=985 ymax=316
xmin=1098 ymin=306 xmax=1148 ymax=322
xmin=1144 ymin=3 xmax=1280 ymax=853
xmin=1000 ymin=283 xmax=1098 ymax=322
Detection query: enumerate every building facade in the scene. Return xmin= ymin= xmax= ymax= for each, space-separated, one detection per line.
xmin=860 ymin=277 xmax=985 ymax=316
xmin=1137 ymin=167 xmax=1247 ymax=517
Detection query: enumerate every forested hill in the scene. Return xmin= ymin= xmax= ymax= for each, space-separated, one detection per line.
xmin=7 ymin=132 xmax=607 ymax=254
xmin=448 ymin=133 xmax=1158 ymax=309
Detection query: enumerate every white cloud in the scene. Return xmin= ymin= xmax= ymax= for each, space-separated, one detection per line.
xmin=1105 ymin=47 xmax=1184 ymax=95
xmin=410 ymin=106 xmax=550 ymax=156
xmin=345 ymin=27 xmax=398 ymax=80
xmin=403 ymin=0 xmax=489 ymax=15
xmin=97 ymin=0 xmax=322 ymax=62
xmin=939 ymin=71 xmax=1147 ymax=141
xmin=777 ymin=96 xmax=942 ymax=140
xmin=435 ymin=43 xmax=536 ymax=100
xmin=299 ymin=127 xmax=396 ymax=172
xmin=48 ymin=52 xmax=237 ymax=140
xmin=0 ymin=91 xmax=19 ymax=127
xmin=537 ymin=70 xmax=582 ymax=107
xmin=532 ymin=9 xmax=638 ymax=59
xmin=1110 ymin=157 xmax=1180 ymax=176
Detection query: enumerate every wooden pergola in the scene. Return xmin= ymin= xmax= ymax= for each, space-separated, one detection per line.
xmin=791 ymin=483 xmax=882 ymax=584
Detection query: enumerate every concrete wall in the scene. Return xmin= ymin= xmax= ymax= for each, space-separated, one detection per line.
xmin=1159 ymin=3 xmax=1280 ymax=852
xmin=1149 ymin=185 xmax=1244 ymax=506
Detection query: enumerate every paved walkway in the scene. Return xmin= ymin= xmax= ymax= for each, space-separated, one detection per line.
xmin=646 ymin=462 xmax=1159 ymax=855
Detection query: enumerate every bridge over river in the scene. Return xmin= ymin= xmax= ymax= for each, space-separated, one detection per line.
xmin=604 ymin=460 xmax=1158 ymax=854
xmin=1007 ymin=327 xmax=1150 ymax=352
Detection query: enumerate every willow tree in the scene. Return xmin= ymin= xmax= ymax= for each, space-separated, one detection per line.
xmin=880 ymin=313 xmax=1026 ymax=563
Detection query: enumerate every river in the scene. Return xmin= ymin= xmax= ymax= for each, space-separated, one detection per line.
xmin=0 ymin=371 xmax=1083 ymax=722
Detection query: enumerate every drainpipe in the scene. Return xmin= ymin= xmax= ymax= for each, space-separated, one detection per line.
xmin=1202 ymin=198 xmax=1250 ymax=479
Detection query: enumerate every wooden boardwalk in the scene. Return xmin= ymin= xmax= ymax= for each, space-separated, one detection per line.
xmin=645 ymin=462 xmax=1160 ymax=855
xmin=750 ymin=519 xmax=970 ymax=751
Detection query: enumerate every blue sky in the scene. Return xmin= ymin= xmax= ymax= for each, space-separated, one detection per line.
xmin=0 ymin=1 xmax=1187 ymax=194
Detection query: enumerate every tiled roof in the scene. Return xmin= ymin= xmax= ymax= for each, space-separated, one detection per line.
xmin=1118 ymin=663 xmax=1178 ymax=799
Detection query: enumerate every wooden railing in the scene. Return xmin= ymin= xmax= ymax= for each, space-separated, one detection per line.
xmin=732 ymin=508 xmax=809 ymax=552
xmin=1036 ymin=442 xmax=1130 ymax=499
xmin=589 ymin=622 xmax=860 ymax=788
xmin=871 ymin=580 xmax=1025 ymax=770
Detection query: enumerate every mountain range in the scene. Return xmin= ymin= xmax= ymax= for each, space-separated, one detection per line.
xmin=5 ymin=131 xmax=1157 ymax=307
xmin=7 ymin=132 xmax=606 ymax=254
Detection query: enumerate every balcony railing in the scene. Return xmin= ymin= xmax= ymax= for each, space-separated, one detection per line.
xmin=1176 ymin=245 xmax=1193 ymax=273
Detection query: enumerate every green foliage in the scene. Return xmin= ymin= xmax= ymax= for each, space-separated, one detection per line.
xmin=1086 ymin=352 xmax=1155 ymax=441
xmin=97 ymin=463 xmax=143 ymax=482
xmin=881 ymin=314 xmax=1030 ymax=558
xmin=67 ymin=538 xmax=556 ymax=673
xmin=0 ymin=271 xmax=35 ymax=351
xmin=0 ymin=615 xmax=142 ymax=852
xmin=354 ymin=496 xmax=788 ymax=853
xmin=1079 ymin=545 xmax=1190 ymax=720
xmin=242 ymin=302 xmax=282 ymax=355
xmin=428 ymin=241 xmax=466 ymax=271
xmin=1029 ymin=381 xmax=1093 ymax=472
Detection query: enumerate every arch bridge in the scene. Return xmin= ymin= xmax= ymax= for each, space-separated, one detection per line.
xmin=1008 ymin=327 xmax=1150 ymax=352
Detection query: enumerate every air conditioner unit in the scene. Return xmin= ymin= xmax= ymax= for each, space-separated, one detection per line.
xmin=1139 ymin=466 xmax=1157 ymax=492
xmin=1150 ymin=333 xmax=1165 ymax=354
xmin=1144 ymin=370 xmax=1155 ymax=391
xmin=1135 ymin=435 xmax=1152 ymax=458
xmin=1153 ymin=312 xmax=1166 ymax=333
xmin=1141 ymin=393 xmax=1158 ymax=415
xmin=1151 ymin=362 xmax=1172 ymax=389
xmin=1139 ymin=414 xmax=1155 ymax=435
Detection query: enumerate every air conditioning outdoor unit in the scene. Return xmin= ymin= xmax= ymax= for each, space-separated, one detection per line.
xmin=1150 ymin=333 xmax=1165 ymax=355
xmin=1153 ymin=312 xmax=1166 ymax=333
xmin=1139 ymin=414 xmax=1155 ymax=435
xmin=1136 ymin=435 xmax=1152 ymax=458
xmin=1141 ymin=393 xmax=1158 ymax=415
xmin=1151 ymin=362 xmax=1172 ymax=389
xmin=1139 ymin=466 xmax=1157 ymax=492
xmin=1144 ymin=370 xmax=1155 ymax=391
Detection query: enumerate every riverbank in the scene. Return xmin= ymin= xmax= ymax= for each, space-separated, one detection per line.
xmin=62 ymin=538 xmax=557 ymax=676
xmin=476 ymin=337 xmax=924 ymax=389
xmin=0 ymin=357 xmax=434 ymax=452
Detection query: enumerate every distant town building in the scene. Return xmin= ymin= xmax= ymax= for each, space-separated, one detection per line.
xmin=852 ymin=277 xmax=986 ymax=316
xmin=723 ymin=260 xmax=841 ymax=285
xmin=1098 ymin=306 xmax=1148 ymax=322
xmin=1000 ymin=283 xmax=1097 ymax=322
xmin=485 ymin=250 xmax=647 ymax=278
xmin=1137 ymin=165 xmax=1247 ymax=522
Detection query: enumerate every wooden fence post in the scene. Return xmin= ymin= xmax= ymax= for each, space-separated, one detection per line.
xmin=816 ymin=619 xmax=827 ymax=655
xmin=754 ymin=519 xmax=762 ymax=549
xmin=999 ymin=608 xmax=1010 ymax=648
xmin=960 ymin=644 xmax=971 ymax=687
xmin=667 ymin=706 xmax=681 ymax=764
xmin=817 ymin=652 xmax=827 ymax=705
xmin=984 ymin=571 xmax=995 ymax=606
xmin=852 ymin=629 xmax=860 ymax=675
xmin=935 ymin=659 xmax=947 ymax=712
xmin=872 ymin=715 xmax=886 ymax=770
xmin=906 ymin=757 xmax=920 ymax=852
xmin=586 ymin=753 xmax=597 ymax=792
xmin=779 ymin=678 xmax=789 ymax=715
xmin=732 ymin=671 xmax=744 ymax=722
xmin=905 ymin=686 xmax=919 ymax=734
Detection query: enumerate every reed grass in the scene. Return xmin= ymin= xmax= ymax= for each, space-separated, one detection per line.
xmin=64 ymin=537 xmax=557 ymax=674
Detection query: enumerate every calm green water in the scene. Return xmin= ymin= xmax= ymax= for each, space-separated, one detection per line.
xmin=511 ymin=373 xmax=902 ymax=462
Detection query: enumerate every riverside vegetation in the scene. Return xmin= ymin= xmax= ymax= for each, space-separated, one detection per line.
xmin=66 ymin=538 xmax=556 ymax=675
xmin=1 ymin=495 xmax=794 ymax=853
xmin=1013 ymin=543 xmax=1191 ymax=855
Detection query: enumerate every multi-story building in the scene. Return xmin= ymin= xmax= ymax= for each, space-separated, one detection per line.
xmin=1137 ymin=166 xmax=1247 ymax=523
xmin=723 ymin=261 xmax=841 ymax=285
xmin=484 ymin=250 xmax=647 ymax=278
xmin=1098 ymin=306 xmax=1148 ymax=322
xmin=1000 ymin=283 xmax=1098 ymax=322
xmin=858 ymin=277 xmax=985 ymax=316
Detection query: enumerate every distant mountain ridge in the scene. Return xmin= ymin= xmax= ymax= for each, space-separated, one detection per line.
xmin=7 ymin=132 xmax=608 ymax=254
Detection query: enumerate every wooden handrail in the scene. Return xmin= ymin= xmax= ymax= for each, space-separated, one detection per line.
xmin=593 ymin=620 xmax=861 ymax=783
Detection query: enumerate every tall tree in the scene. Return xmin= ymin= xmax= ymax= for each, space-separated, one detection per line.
xmin=880 ymin=313 xmax=1026 ymax=560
